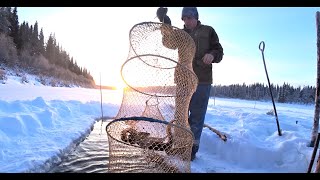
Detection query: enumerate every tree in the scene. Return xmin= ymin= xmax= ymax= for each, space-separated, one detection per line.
xmin=18 ymin=21 xmax=32 ymax=51
xmin=8 ymin=7 xmax=19 ymax=46
xmin=45 ymin=33 xmax=55 ymax=64
xmin=310 ymin=11 xmax=320 ymax=147
xmin=0 ymin=33 xmax=18 ymax=67
xmin=0 ymin=7 xmax=10 ymax=34
xmin=39 ymin=28 xmax=45 ymax=55
xmin=278 ymin=84 xmax=286 ymax=103
xmin=31 ymin=21 xmax=39 ymax=55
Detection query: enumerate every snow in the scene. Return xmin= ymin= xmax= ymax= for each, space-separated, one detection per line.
xmin=0 ymin=74 xmax=318 ymax=173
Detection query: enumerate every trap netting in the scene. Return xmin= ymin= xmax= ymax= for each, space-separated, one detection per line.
xmin=106 ymin=22 xmax=198 ymax=173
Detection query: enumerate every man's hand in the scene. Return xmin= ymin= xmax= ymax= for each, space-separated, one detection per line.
xmin=157 ymin=7 xmax=171 ymax=25
xmin=157 ymin=7 xmax=167 ymax=20
xmin=202 ymin=53 xmax=215 ymax=65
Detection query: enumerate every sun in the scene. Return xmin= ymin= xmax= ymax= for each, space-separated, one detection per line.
xmin=112 ymin=79 xmax=128 ymax=90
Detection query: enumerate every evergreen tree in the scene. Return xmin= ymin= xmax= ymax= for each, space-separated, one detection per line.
xmin=8 ymin=7 xmax=19 ymax=46
xmin=31 ymin=21 xmax=40 ymax=55
xmin=39 ymin=28 xmax=45 ymax=55
xmin=45 ymin=33 xmax=55 ymax=64
xmin=278 ymin=86 xmax=285 ymax=103
xmin=0 ymin=7 xmax=10 ymax=34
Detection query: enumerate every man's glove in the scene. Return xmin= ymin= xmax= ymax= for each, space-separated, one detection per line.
xmin=156 ymin=7 xmax=171 ymax=25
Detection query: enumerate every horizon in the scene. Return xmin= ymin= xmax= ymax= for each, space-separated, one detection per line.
xmin=96 ymin=81 xmax=316 ymax=90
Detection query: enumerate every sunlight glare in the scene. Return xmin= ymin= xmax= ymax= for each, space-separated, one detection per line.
xmin=113 ymin=78 xmax=128 ymax=90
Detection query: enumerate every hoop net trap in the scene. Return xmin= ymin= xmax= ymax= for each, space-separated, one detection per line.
xmin=106 ymin=22 xmax=198 ymax=173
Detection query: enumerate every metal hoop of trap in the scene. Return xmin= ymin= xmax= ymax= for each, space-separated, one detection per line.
xmin=106 ymin=117 xmax=194 ymax=173
xmin=120 ymin=53 xmax=198 ymax=98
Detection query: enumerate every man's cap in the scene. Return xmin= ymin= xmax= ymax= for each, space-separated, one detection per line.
xmin=181 ymin=7 xmax=198 ymax=20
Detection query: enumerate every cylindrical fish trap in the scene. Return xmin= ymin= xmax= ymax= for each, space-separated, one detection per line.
xmin=106 ymin=22 xmax=198 ymax=173
xmin=106 ymin=117 xmax=194 ymax=173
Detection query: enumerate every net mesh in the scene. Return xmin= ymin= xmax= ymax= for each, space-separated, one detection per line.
xmin=106 ymin=22 xmax=198 ymax=173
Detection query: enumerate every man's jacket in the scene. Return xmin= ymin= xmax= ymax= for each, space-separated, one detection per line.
xmin=183 ymin=21 xmax=224 ymax=84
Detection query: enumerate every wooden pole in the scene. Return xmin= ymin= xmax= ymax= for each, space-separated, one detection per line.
xmin=203 ymin=123 xmax=227 ymax=142
xmin=313 ymin=133 xmax=320 ymax=173
xmin=307 ymin=132 xmax=320 ymax=173
xmin=310 ymin=11 xmax=320 ymax=147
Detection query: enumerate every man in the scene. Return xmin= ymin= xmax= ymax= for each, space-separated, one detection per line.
xmin=157 ymin=7 xmax=224 ymax=161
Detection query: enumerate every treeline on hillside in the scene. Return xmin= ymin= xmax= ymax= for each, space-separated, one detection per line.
xmin=212 ymin=82 xmax=316 ymax=104
xmin=0 ymin=7 xmax=95 ymax=88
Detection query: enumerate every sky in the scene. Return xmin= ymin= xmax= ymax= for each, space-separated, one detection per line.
xmin=0 ymin=71 xmax=319 ymax=173
xmin=16 ymin=7 xmax=320 ymax=88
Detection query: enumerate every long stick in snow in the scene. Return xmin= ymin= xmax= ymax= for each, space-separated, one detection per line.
xmin=259 ymin=41 xmax=282 ymax=136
